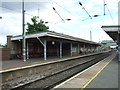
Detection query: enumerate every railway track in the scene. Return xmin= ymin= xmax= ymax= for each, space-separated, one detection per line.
xmin=1 ymin=51 xmax=113 ymax=90
xmin=8 ymin=51 xmax=112 ymax=90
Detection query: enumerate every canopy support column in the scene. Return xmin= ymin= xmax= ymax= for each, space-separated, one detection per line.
xmin=44 ymin=40 xmax=47 ymax=60
xmin=60 ymin=41 xmax=62 ymax=58
xmin=70 ymin=43 xmax=72 ymax=56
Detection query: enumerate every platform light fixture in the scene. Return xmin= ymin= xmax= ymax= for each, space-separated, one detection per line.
xmin=66 ymin=19 xmax=71 ymax=21
xmin=93 ymin=15 xmax=99 ymax=17
xmin=52 ymin=41 xmax=55 ymax=45
xmin=45 ymin=19 xmax=71 ymax=24
xmin=45 ymin=22 xmax=49 ymax=24
xmin=82 ymin=15 xmax=100 ymax=21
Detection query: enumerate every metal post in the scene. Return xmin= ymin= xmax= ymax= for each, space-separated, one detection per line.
xmin=118 ymin=29 xmax=120 ymax=61
xmin=118 ymin=3 xmax=120 ymax=61
xmin=103 ymin=0 xmax=106 ymax=15
xmin=85 ymin=43 xmax=86 ymax=54
xmin=57 ymin=45 xmax=59 ymax=57
xmin=78 ymin=43 xmax=80 ymax=55
xmin=44 ymin=40 xmax=47 ymax=60
xmin=88 ymin=44 xmax=89 ymax=53
xmin=22 ymin=0 xmax=26 ymax=62
xmin=70 ymin=43 xmax=72 ymax=56
xmin=60 ymin=41 xmax=62 ymax=58
xmin=27 ymin=41 xmax=29 ymax=60
xmin=90 ymin=31 xmax=92 ymax=41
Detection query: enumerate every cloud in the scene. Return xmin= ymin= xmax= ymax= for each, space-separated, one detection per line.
xmin=0 ymin=0 xmax=118 ymax=45
xmin=0 ymin=35 xmax=7 ymax=45
xmin=1 ymin=1 xmax=49 ymax=13
xmin=0 ymin=13 xmax=22 ymax=35
xmin=1 ymin=0 xmax=49 ymax=2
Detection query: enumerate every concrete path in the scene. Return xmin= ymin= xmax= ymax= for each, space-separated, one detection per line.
xmin=53 ymin=52 xmax=117 ymax=89
xmin=0 ymin=52 xmax=102 ymax=71
xmin=86 ymin=55 xmax=119 ymax=89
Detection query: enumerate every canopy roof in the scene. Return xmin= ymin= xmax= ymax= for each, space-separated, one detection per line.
xmin=11 ymin=31 xmax=100 ymax=45
xmin=101 ymin=25 xmax=120 ymax=42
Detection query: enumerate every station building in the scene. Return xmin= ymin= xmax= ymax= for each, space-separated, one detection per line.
xmin=7 ymin=31 xmax=101 ymax=60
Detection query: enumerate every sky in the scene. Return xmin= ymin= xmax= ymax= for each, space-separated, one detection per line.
xmin=0 ymin=0 xmax=119 ymax=45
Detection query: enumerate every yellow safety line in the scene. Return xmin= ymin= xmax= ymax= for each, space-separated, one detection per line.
xmin=80 ymin=57 xmax=113 ymax=90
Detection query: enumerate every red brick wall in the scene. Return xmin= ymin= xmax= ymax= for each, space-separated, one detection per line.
xmin=0 ymin=48 xmax=10 ymax=60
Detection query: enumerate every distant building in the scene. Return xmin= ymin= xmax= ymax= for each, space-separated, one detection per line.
xmin=101 ymin=40 xmax=117 ymax=50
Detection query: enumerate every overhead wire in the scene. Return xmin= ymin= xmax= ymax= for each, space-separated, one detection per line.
xmin=52 ymin=7 xmax=65 ymax=23
xmin=72 ymin=0 xmax=79 ymax=5
xmin=71 ymin=0 xmax=94 ymax=40
xmin=103 ymin=0 xmax=114 ymax=24
xmin=105 ymin=4 xmax=115 ymax=24
xmin=50 ymin=0 xmax=72 ymax=15
xmin=1 ymin=1 xmax=115 ymax=24
xmin=0 ymin=5 xmax=21 ymax=13
xmin=79 ymin=2 xmax=92 ymax=20
xmin=49 ymin=0 xmax=76 ymax=23
xmin=0 ymin=5 xmax=39 ymax=18
xmin=49 ymin=0 xmax=65 ymax=23
xmin=62 ymin=0 xmax=93 ymax=21
xmin=1 ymin=1 xmax=64 ymax=24
xmin=71 ymin=0 xmax=90 ymax=21
xmin=25 ymin=12 xmax=35 ymax=17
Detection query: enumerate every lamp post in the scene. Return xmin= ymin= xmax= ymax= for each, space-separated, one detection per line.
xmin=22 ymin=0 xmax=26 ymax=62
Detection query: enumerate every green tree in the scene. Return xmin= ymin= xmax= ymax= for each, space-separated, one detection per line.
xmin=26 ymin=17 xmax=49 ymax=34
xmin=0 ymin=43 xmax=7 ymax=48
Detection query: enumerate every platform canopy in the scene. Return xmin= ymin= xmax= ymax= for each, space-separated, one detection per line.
xmin=11 ymin=31 xmax=100 ymax=45
xmin=101 ymin=25 xmax=120 ymax=43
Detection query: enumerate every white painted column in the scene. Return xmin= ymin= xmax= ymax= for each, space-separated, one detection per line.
xmin=57 ymin=45 xmax=59 ymax=57
xmin=84 ymin=43 xmax=86 ymax=54
xmin=78 ymin=43 xmax=80 ymax=55
xmin=44 ymin=40 xmax=47 ymax=60
xmin=87 ymin=44 xmax=89 ymax=53
xmin=118 ymin=32 xmax=120 ymax=61
xmin=60 ymin=41 xmax=62 ymax=58
xmin=118 ymin=46 xmax=120 ymax=61
xmin=27 ymin=41 xmax=29 ymax=60
xmin=70 ymin=43 xmax=72 ymax=56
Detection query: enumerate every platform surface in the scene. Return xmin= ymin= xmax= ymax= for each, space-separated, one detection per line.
xmin=53 ymin=52 xmax=118 ymax=90
xmin=86 ymin=55 xmax=119 ymax=89
xmin=0 ymin=52 xmax=102 ymax=71
xmin=1 ymin=55 xmax=82 ymax=70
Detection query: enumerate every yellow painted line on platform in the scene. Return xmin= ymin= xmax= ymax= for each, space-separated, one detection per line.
xmin=80 ymin=57 xmax=113 ymax=90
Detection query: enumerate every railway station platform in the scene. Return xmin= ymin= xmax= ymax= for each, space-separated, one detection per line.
xmin=53 ymin=52 xmax=119 ymax=89
xmin=1 ymin=50 xmax=117 ymax=90
xmin=0 ymin=52 xmax=101 ymax=71
xmin=0 ymin=56 xmax=76 ymax=71
xmin=86 ymin=55 xmax=119 ymax=89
